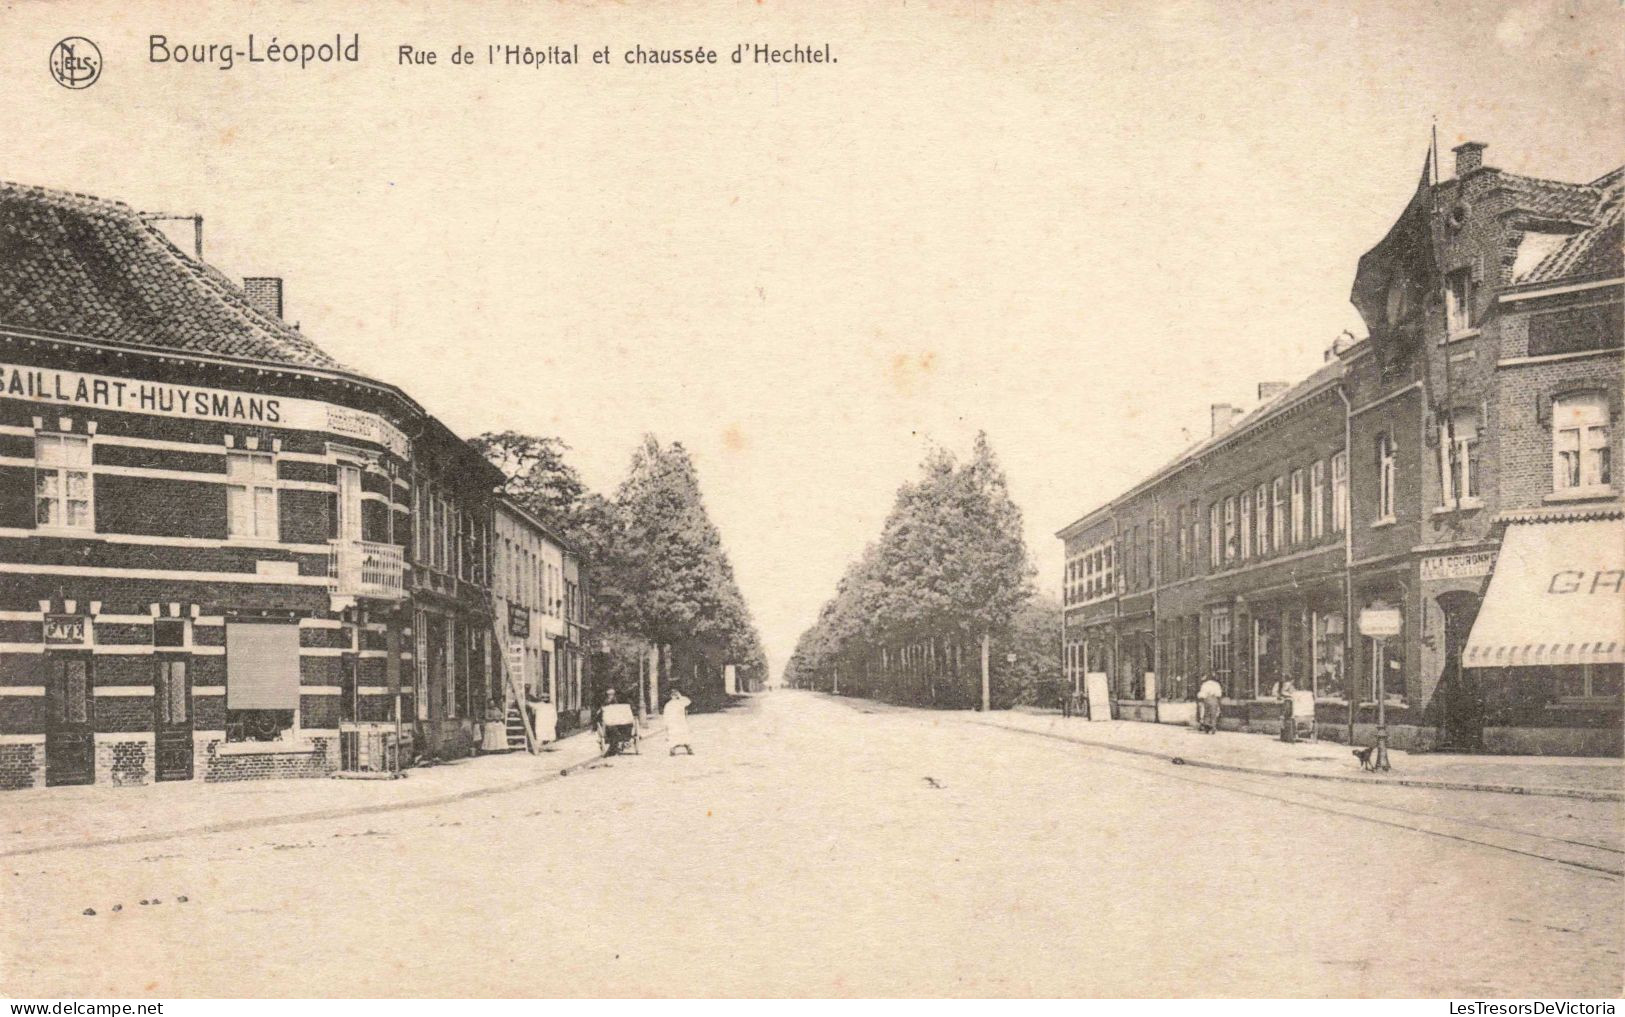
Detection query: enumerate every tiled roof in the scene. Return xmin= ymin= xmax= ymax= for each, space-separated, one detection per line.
xmin=0 ymin=180 xmax=343 ymax=370
xmin=1519 ymin=169 xmax=1624 ymax=285
xmin=1496 ymin=172 xmax=1607 ymax=223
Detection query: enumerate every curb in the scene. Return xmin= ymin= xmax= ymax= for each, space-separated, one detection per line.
xmin=1 ymin=725 xmax=648 ymax=860
xmin=963 ymin=717 xmax=1625 ymax=803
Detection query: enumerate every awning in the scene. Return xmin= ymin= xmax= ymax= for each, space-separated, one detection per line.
xmin=1463 ymin=519 xmax=1625 ymax=667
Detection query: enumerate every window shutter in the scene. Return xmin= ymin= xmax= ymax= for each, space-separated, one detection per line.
xmin=226 ymin=622 xmax=301 ymax=710
xmin=1535 ymin=393 xmax=1551 ymax=426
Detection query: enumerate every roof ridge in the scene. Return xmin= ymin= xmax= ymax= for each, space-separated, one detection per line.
xmin=0 ymin=178 xmax=347 ymax=372
xmin=0 ymin=178 xmax=141 ymax=216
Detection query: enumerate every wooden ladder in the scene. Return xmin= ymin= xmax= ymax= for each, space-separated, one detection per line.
xmin=492 ymin=617 xmax=538 ymax=754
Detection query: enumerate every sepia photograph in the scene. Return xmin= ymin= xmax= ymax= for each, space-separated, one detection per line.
xmin=0 ymin=0 xmax=1621 ymax=1006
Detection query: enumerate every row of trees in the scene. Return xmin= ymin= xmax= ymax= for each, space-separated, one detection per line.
xmin=784 ymin=433 xmax=1057 ymax=708
xmin=471 ymin=431 xmax=767 ymax=709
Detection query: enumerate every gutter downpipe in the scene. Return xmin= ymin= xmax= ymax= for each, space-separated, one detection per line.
xmin=1336 ymin=381 xmax=1355 ymax=747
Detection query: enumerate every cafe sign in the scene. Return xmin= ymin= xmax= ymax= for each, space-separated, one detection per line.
xmin=43 ymin=614 xmax=87 ymax=646
xmin=1421 ymin=550 xmax=1497 ymax=582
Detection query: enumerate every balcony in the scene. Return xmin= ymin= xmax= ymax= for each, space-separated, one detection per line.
xmin=329 ymin=539 xmax=407 ymax=601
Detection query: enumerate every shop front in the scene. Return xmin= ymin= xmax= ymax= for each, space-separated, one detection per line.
xmin=1461 ymin=517 xmax=1624 ymax=756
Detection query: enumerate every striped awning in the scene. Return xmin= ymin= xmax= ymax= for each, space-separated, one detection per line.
xmin=1462 ymin=519 xmax=1625 ymax=668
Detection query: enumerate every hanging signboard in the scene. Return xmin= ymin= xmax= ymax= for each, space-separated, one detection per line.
xmin=1359 ymin=607 xmax=1404 ymax=638
xmin=507 ymin=604 xmax=530 ymax=638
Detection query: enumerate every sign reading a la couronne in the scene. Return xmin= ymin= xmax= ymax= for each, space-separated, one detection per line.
xmin=0 ymin=362 xmax=409 ymax=458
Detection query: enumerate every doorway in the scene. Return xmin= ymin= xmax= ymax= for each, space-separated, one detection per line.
xmin=1435 ymin=591 xmax=1484 ymax=750
xmin=46 ymin=654 xmax=94 ymax=786
xmin=153 ymin=656 xmax=193 ymax=781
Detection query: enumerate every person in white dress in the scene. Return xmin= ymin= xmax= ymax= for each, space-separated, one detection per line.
xmin=528 ymin=688 xmax=557 ymax=749
xmin=663 ymin=688 xmax=693 ymax=755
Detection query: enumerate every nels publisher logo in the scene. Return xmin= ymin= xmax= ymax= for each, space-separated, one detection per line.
xmin=49 ymin=37 xmax=102 ymax=89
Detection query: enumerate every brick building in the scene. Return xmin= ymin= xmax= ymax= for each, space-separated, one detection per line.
xmin=0 ymin=181 xmax=507 ymax=788
xmin=1056 ymin=143 xmax=1622 ymax=755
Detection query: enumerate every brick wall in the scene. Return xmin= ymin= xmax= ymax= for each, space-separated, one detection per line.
xmin=0 ymin=742 xmax=44 ymax=789
xmin=199 ymin=735 xmax=336 ymax=782
xmin=95 ymin=736 xmax=151 ymax=786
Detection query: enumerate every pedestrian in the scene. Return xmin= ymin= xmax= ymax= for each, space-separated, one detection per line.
xmin=1059 ymin=682 xmax=1073 ymax=719
xmin=663 ymin=687 xmax=694 ymax=755
xmin=527 ymin=686 xmax=557 ymax=749
xmin=1197 ymin=673 xmax=1224 ymax=734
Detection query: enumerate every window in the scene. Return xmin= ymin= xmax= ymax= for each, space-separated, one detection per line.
xmin=1290 ymin=468 xmax=1306 ymax=544
xmin=1312 ymin=611 xmax=1346 ymax=699
xmin=227 ymin=451 xmax=278 ymax=539
xmin=1174 ymin=506 xmax=1187 ymax=578
xmin=1239 ymin=492 xmax=1252 ymax=561
xmin=1438 ymin=409 xmax=1481 ymax=506
xmin=1331 ymin=451 xmax=1348 ymax=532
xmin=1310 ymin=461 xmax=1326 ymax=539
xmin=34 ymin=433 xmax=92 ymax=531
xmin=1553 ymin=393 xmax=1612 ymax=492
xmin=1375 ymin=435 xmax=1396 ymax=521
xmin=1254 ymin=484 xmax=1269 ymax=556
xmin=335 ymin=463 xmax=363 ymax=542
xmin=1446 ymin=268 xmax=1477 ymax=336
xmin=1208 ymin=505 xmax=1220 ymax=568
xmin=1187 ymin=501 xmax=1200 ymax=576
xmin=1222 ymin=497 xmax=1237 ymax=564
xmin=1553 ymin=664 xmax=1624 ymax=701
xmin=1126 ymin=529 xmax=1137 ymax=589
xmin=1209 ymin=608 xmax=1232 ymax=695
xmin=1271 ymin=477 xmax=1287 ymax=549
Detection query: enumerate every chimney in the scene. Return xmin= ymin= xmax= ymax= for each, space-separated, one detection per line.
xmin=1211 ymin=403 xmax=1240 ymax=436
xmin=242 ymin=277 xmax=284 ymax=320
xmin=1453 ymin=141 xmax=1487 ymax=179
xmin=1257 ymin=381 xmax=1289 ymax=403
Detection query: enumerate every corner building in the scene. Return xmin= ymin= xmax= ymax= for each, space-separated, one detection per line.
xmin=1057 ymin=143 xmax=1622 ymax=755
xmin=0 ymin=181 xmax=503 ymax=788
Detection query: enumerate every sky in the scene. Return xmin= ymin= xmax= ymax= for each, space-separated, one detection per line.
xmin=3 ymin=0 xmax=1621 ymax=680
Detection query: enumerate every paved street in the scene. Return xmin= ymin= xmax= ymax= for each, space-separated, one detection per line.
xmin=3 ymin=692 xmax=1621 ymax=998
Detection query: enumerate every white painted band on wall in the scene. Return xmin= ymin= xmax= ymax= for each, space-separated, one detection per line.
xmin=0 ymin=733 xmax=47 ymax=744
xmin=0 ymin=687 xmax=46 ymax=696
xmin=93 ymin=686 xmax=155 ymax=696
xmin=0 ymin=562 xmax=330 ymax=586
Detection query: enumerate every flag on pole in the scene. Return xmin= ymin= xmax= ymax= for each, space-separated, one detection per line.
xmin=1350 ymin=149 xmax=1439 ymax=369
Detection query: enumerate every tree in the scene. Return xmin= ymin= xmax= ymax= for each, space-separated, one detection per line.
xmin=786 ymin=432 xmax=1037 ymax=709
xmin=470 ymin=431 xmax=586 ymax=535
xmin=613 ymin=435 xmax=764 ymax=708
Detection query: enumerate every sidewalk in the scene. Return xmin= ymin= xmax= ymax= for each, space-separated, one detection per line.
xmin=0 ymin=723 xmax=646 ymax=858
xmin=969 ymin=708 xmax=1625 ymax=801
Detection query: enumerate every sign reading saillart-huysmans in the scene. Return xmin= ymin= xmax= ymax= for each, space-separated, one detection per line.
xmin=0 ymin=362 xmax=409 ymax=458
